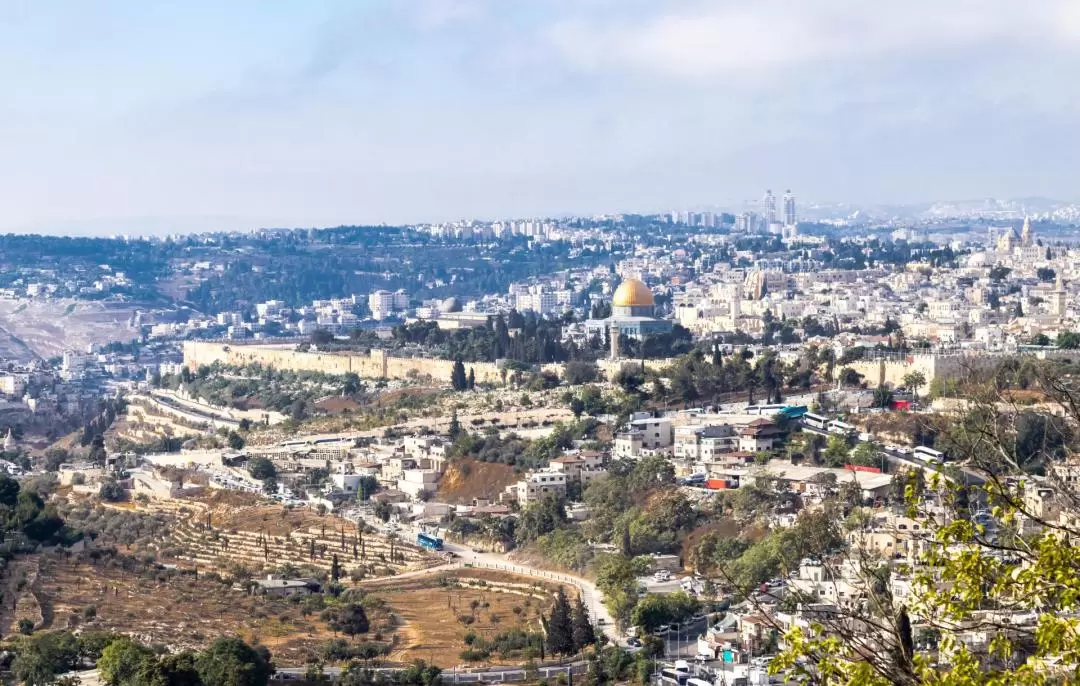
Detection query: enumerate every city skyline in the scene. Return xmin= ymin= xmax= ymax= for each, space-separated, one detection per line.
xmin=2 ymin=0 xmax=1079 ymax=234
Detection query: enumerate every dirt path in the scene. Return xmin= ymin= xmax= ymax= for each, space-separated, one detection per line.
xmin=0 ymin=557 xmax=42 ymax=635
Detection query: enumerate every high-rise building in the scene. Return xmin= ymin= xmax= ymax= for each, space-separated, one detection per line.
xmin=763 ymin=189 xmax=777 ymax=224
xmin=783 ymin=190 xmax=796 ymax=226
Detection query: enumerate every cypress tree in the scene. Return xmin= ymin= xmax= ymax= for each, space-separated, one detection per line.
xmin=546 ymin=587 xmax=575 ymax=655
xmin=572 ymin=595 xmax=596 ymax=651
xmin=451 ymin=359 xmax=467 ymax=391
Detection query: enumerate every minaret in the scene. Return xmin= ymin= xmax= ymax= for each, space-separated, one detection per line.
xmin=609 ymin=324 xmax=620 ymax=360
xmin=1053 ymin=274 xmax=1068 ymax=319
xmin=1021 ymin=216 xmax=1033 ymax=247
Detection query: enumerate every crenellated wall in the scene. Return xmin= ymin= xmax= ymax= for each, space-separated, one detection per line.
xmin=182 ymin=341 xmax=506 ymax=384
xmin=183 ymin=341 xmax=676 ymax=385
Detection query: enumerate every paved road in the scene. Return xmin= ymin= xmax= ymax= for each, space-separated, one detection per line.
xmin=659 ymin=616 xmax=708 ymax=657
xmin=802 ymin=423 xmax=987 ymax=487
xmin=276 ymin=661 xmax=588 ymax=683
xmin=352 ymin=517 xmax=619 ymax=644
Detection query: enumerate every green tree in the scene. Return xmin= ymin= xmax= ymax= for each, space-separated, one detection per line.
xmin=572 ymin=595 xmax=596 ymax=651
xmin=324 ymin=603 xmax=370 ymax=639
xmin=822 ymin=435 xmax=851 ymax=467
xmin=450 ymin=359 xmax=468 ymax=391
xmin=569 ymin=397 xmax=585 ymax=418
xmin=12 ymin=631 xmax=81 ymax=686
xmin=1036 ymin=267 xmax=1056 ymax=282
xmin=0 ymin=473 xmax=20 ymax=507
xmin=849 ymin=441 xmax=881 ymax=469
xmin=564 ymin=361 xmax=599 ymax=385
xmin=516 ymin=496 xmax=568 ymax=545
xmin=1057 ymin=331 xmax=1080 ymax=349
xmin=98 ymin=636 xmax=156 ymax=686
xmin=614 ymin=365 xmax=645 ymax=395
xmin=448 ymin=410 xmax=462 ymax=440
xmin=88 ymin=434 xmax=108 ymax=465
xmin=247 ymin=457 xmax=277 ymax=481
xmin=593 ymin=554 xmax=650 ymax=629
xmin=901 ymin=371 xmax=927 ymax=397
xmin=838 ymin=367 xmax=863 ymax=387
xmin=156 ymin=652 xmax=203 ymax=686
xmin=98 ymin=479 xmax=127 ymax=502
xmin=872 ymin=385 xmax=894 ymax=409
xmin=630 ymin=591 xmax=700 ymax=633
xmin=195 ymin=638 xmax=272 ymax=686
xmin=342 ymin=373 xmax=362 ymax=396
xmin=546 ymin=587 xmax=575 ymax=655
xmin=227 ymin=431 xmax=246 ymax=451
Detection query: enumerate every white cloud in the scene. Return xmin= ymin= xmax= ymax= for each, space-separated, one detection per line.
xmin=408 ymin=0 xmax=486 ymax=29
xmin=547 ymin=0 xmax=1080 ymax=82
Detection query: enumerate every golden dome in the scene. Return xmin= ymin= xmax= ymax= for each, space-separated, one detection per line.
xmin=612 ymin=279 xmax=655 ymax=308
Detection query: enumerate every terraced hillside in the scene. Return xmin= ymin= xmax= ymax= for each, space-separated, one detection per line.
xmin=64 ymin=491 xmax=440 ymax=580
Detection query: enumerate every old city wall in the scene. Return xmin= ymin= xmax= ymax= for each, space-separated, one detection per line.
xmin=184 ymin=341 xmax=675 ymax=386
xmin=182 ymin=341 xmax=504 ymax=384
xmin=846 ymin=350 xmax=1080 ymax=389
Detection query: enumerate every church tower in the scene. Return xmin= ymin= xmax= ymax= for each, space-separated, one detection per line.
xmin=1021 ymin=216 xmax=1033 ymax=247
xmin=1053 ymin=274 xmax=1068 ymax=319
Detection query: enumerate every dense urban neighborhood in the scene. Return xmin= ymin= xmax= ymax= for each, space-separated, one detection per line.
xmin=0 ymin=199 xmax=1077 ymax=685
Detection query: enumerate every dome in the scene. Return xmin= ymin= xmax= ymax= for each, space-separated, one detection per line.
xmin=612 ymin=279 xmax=655 ymax=308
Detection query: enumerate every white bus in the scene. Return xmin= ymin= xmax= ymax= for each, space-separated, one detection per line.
xmin=828 ymin=420 xmax=857 ymax=437
xmin=745 ymin=404 xmax=788 ymax=416
xmin=802 ymin=412 xmax=829 ymax=430
xmin=913 ymin=446 xmax=946 ymax=462
xmin=659 ymin=669 xmax=689 ymax=686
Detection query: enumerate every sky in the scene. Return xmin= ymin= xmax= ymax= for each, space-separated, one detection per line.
xmin=1 ymin=0 xmax=1079 ymax=234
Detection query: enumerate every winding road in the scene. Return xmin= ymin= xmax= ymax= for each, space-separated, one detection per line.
xmin=354 ymin=518 xmax=618 ymax=643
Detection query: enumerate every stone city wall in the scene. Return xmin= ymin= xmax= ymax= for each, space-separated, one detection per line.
xmin=183 ymin=341 xmax=505 ymax=384
xmin=183 ymin=340 xmax=675 ymax=385
xmin=847 ymin=348 xmax=1080 ymax=389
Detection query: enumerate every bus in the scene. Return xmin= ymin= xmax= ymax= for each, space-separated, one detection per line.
xmin=778 ymin=405 xmax=808 ymax=420
xmin=802 ymin=412 xmax=829 ymax=430
xmin=659 ymin=669 xmax=689 ymax=686
xmin=680 ymin=473 xmax=706 ymax=486
xmin=913 ymin=446 xmax=946 ymax=462
xmin=686 ymin=679 xmax=713 ymax=686
xmin=417 ymin=532 xmax=443 ymax=551
xmin=744 ymin=404 xmax=788 ymax=416
xmin=827 ymin=420 xmax=857 ymax=437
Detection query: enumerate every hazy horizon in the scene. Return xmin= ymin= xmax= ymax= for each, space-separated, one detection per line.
xmin=3 ymin=0 xmax=1079 ymax=235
